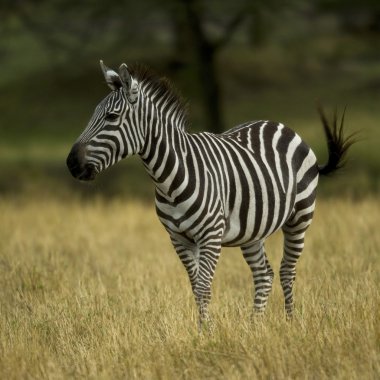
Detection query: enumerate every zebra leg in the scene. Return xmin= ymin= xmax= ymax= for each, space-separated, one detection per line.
xmin=171 ymin=236 xmax=221 ymax=329
xmin=193 ymin=243 xmax=221 ymax=329
xmin=241 ymin=241 xmax=274 ymax=315
xmin=170 ymin=237 xmax=199 ymax=294
xmin=281 ymin=221 xmax=311 ymax=318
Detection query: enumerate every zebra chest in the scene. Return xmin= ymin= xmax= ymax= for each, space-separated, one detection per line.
xmin=154 ymin=195 xmax=221 ymax=243
xmin=155 ymin=200 xmax=195 ymax=233
xmin=158 ymin=203 xmax=185 ymax=226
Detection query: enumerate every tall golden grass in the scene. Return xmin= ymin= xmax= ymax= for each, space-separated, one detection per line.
xmin=0 ymin=195 xmax=379 ymax=379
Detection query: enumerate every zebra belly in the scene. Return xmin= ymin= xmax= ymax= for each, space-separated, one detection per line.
xmin=221 ymin=215 xmax=281 ymax=247
xmin=221 ymin=183 xmax=296 ymax=247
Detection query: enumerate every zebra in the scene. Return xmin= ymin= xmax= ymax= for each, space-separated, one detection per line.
xmin=67 ymin=61 xmax=355 ymax=327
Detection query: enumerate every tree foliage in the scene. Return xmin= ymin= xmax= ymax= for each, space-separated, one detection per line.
xmin=2 ymin=0 xmax=380 ymax=132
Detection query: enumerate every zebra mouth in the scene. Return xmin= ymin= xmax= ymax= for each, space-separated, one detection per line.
xmin=77 ymin=164 xmax=98 ymax=181
xmin=67 ymin=159 xmax=98 ymax=181
xmin=66 ymin=143 xmax=97 ymax=181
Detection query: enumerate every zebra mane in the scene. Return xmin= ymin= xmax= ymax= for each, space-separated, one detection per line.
xmin=129 ymin=64 xmax=189 ymax=131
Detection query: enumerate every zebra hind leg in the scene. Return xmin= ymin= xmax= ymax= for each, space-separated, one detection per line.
xmin=280 ymin=222 xmax=310 ymax=319
xmin=241 ymin=241 xmax=274 ymax=315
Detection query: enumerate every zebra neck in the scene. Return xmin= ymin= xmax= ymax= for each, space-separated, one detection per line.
xmin=140 ymin=121 xmax=189 ymax=200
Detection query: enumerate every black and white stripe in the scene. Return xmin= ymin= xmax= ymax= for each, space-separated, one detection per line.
xmin=67 ymin=62 xmax=355 ymax=326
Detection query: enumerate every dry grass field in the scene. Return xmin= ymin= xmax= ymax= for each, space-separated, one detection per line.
xmin=0 ymin=195 xmax=379 ymax=379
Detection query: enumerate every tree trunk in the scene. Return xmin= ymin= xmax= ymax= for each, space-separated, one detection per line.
xmin=195 ymin=38 xmax=224 ymax=133
xmin=181 ymin=0 xmax=224 ymax=133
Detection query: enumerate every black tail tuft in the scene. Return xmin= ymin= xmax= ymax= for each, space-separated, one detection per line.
xmin=317 ymin=104 xmax=357 ymax=176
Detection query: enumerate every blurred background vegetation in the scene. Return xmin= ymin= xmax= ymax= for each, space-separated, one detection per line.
xmin=0 ymin=0 xmax=379 ymax=201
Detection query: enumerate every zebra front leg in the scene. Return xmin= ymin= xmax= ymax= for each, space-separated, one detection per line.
xmin=241 ymin=241 xmax=274 ymax=315
xmin=170 ymin=237 xmax=199 ymax=294
xmin=170 ymin=237 xmax=213 ymax=329
xmin=171 ymin=236 xmax=221 ymax=330
xmin=193 ymin=243 xmax=221 ymax=330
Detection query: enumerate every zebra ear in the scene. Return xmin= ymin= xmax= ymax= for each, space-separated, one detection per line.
xmin=119 ymin=63 xmax=139 ymax=104
xmin=100 ymin=60 xmax=122 ymax=91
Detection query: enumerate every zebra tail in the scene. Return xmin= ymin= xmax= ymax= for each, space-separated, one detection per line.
xmin=317 ymin=104 xmax=357 ymax=176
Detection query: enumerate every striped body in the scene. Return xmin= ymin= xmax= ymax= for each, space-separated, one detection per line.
xmin=67 ymin=62 xmax=353 ymax=327
xmin=148 ymin=121 xmax=317 ymax=248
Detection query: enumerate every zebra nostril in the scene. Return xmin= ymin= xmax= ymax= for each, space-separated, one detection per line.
xmin=66 ymin=142 xmax=87 ymax=178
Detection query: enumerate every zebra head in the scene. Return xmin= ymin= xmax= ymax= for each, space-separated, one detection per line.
xmin=66 ymin=61 xmax=142 ymax=181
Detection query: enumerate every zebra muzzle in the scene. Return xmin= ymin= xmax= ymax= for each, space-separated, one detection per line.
xmin=66 ymin=142 xmax=97 ymax=181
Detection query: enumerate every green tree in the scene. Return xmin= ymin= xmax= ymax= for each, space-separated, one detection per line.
xmin=1 ymin=0 xmax=293 ymax=133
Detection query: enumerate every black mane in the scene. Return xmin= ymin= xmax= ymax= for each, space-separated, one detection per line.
xmin=129 ymin=64 xmax=189 ymax=130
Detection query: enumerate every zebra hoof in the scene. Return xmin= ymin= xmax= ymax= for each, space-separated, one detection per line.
xmin=285 ymin=307 xmax=294 ymax=321
xmin=198 ymin=317 xmax=215 ymax=335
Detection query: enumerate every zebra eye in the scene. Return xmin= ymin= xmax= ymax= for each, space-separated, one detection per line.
xmin=104 ymin=112 xmax=119 ymax=122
